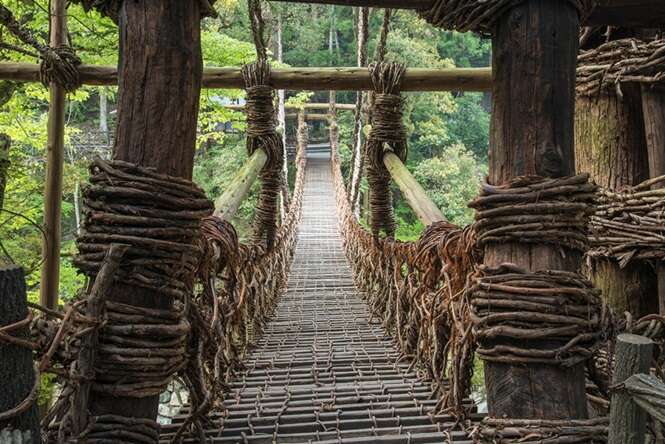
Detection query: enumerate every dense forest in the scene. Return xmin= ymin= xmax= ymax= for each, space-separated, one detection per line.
xmin=0 ymin=1 xmax=490 ymax=303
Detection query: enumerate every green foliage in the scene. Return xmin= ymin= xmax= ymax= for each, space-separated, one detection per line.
xmin=413 ymin=144 xmax=486 ymax=227
xmin=0 ymin=1 xmax=491 ymax=304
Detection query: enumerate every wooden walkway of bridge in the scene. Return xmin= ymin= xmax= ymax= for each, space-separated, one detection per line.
xmin=161 ymin=154 xmax=477 ymax=443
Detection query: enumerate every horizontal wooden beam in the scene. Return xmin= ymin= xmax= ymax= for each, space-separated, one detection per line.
xmin=286 ymin=113 xmax=330 ymax=120
xmin=214 ymin=148 xmax=268 ymax=220
xmin=225 ymin=103 xmax=355 ymax=111
xmin=383 ymin=152 xmax=445 ymax=226
xmin=268 ymin=0 xmax=665 ymax=28
xmin=0 ymin=63 xmax=492 ymax=92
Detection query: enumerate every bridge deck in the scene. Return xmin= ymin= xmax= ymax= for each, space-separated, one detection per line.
xmin=163 ymin=155 xmax=474 ymax=443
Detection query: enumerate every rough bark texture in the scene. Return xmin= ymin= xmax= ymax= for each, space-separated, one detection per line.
xmin=485 ymin=0 xmax=588 ymax=419
xmin=608 ymin=334 xmax=653 ymax=444
xmin=113 ymin=1 xmax=202 ymax=180
xmin=575 ymin=86 xmax=656 ymax=316
xmin=89 ymin=0 xmax=202 ymax=421
xmin=641 ymin=84 xmax=665 ymax=314
xmin=0 ymin=134 xmax=9 ymax=212
xmin=0 ymin=266 xmax=40 ymax=441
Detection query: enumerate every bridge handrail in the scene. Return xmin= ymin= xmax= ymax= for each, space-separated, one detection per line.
xmin=382 ymin=151 xmax=445 ymax=226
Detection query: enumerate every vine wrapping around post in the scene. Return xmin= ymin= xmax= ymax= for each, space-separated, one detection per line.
xmin=0 ymin=4 xmax=81 ymax=91
xmin=365 ymin=61 xmax=407 ymax=239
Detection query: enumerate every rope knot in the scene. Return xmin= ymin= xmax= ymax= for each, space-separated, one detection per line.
xmin=39 ymin=45 xmax=82 ymax=92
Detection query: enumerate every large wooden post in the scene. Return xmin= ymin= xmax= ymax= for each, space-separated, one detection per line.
xmin=39 ymin=0 xmax=67 ymax=309
xmin=485 ymin=0 xmax=588 ymax=419
xmin=576 ymin=83 xmax=655 ymax=316
xmin=88 ymin=0 xmax=202 ymax=421
xmin=641 ymin=84 xmax=665 ymax=314
xmin=0 ymin=266 xmax=40 ymax=439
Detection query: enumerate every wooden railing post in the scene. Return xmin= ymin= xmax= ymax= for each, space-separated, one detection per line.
xmin=609 ymin=333 xmax=654 ymax=444
xmin=0 ymin=266 xmax=40 ymax=439
xmin=40 ymin=0 xmax=67 ymax=309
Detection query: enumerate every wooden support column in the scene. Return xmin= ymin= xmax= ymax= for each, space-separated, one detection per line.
xmin=88 ymin=0 xmax=203 ymax=421
xmin=39 ymin=0 xmax=67 ymax=309
xmin=608 ymin=334 xmax=653 ymax=444
xmin=576 ymin=85 xmax=655 ymax=317
xmin=485 ymin=0 xmax=588 ymax=419
xmin=0 ymin=266 xmax=40 ymax=438
xmin=641 ymin=84 xmax=665 ymax=314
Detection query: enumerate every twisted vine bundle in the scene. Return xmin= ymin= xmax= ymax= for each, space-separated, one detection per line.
xmin=0 ymin=4 xmax=81 ymax=91
xmin=365 ymin=61 xmax=408 ymax=239
xmin=471 ymin=417 xmax=609 ymax=443
xmin=418 ymin=0 xmax=594 ymax=35
xmin=242 ymin=61 xmax=285 ymax=250
xmin=589 ymin=175 xmax=665 ymax=268
xmin=577 ymin=38 xmax=665 ymax=97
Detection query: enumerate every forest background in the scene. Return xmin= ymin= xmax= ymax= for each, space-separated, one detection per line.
xmin=0 ymin=0 xmax=490 ymax=304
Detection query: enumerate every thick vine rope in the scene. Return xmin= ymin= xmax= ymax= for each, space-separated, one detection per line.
xmin=365 ymin=61 xmax=407 ymax=239
xmin=0 ymin=5 xmax=81 ymax=91
xmin=577 ymin=38 xmax=665 ymax=97
xmin=418 ymin=0 xmax=595 ymax=35
xmin=242 ymin=61 xmax=285 ymax=250
xmin=470 ymin=416 xmax=610 ymax=443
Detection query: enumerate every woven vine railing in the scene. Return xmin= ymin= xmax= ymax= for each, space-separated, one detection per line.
xmin=331 ymin=142 xmax=479 ymax=416
xmin=171 ymin=141 xmax=306 ymax=441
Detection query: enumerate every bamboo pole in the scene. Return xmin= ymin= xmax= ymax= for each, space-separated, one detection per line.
xmin=383 ymin=152 xmax=445 ymax=226
xmin=265 ymin=0 xmax=665 ymax=28
xmin=0 ymin=63 xmax=492 ymax=92
xmin=39 ymin=0 xmax=67 ymax=309
xmin=214 ymin=148 xmax=268 ymax=220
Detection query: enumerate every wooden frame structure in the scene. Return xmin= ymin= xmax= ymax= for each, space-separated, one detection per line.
xmin=3 ymin=0 xmax=665 ymax=437
xmin=0 ymin=63 xmax=492 ymax=91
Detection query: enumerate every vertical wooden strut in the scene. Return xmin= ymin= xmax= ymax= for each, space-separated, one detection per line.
xmin=641 ymin=84 xmax=665 ymax=314
xmin=40 ymin=0 xmax=67 ymax=309
xmin=485 ymin=0 xmax=588 ymax=419
xmin=88 ymin=0 xmax=202 ymax=421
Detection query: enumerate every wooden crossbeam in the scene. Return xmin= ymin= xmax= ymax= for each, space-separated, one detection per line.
xmin=0 ymin=63 xmax=492 ymax=91
xmin=268 ymin=0 xmax=665 ymax=28
xmin=225 ymin=103 xmax=356 ymax=111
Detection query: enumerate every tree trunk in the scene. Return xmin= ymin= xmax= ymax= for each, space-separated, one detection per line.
xmin=485 ymin=0 xmax=588 ymax=419
xmin=0 ymin=266 xmax=40 ymax=442
xmin=0 ymin=134 xmax=9 ymax=213
xmin=575 ymin=85 xmax=656 ymax=316
xmin=99 ymin=87 xmax=109 ymax=143
xmin=89 ymin=0 xmax=202 ymax=422
xmin=276 ymin=12 xmax=288 ymax=219
xmin=641 ymin=84 xmax=665 ymax=314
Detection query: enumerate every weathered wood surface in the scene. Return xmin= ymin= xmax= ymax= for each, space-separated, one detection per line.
xmin=225 ymin=102 xmax=355 ymax=111
xmin=608 ymin=334 xmax=653 ymax=444
xmin=215 ymin=148 xmax=268 ymax=220
xmin=266 ymin=0 xmax=665 ymax=28
xmin=0 ymin=63 xmax=493 ymax=92
xmin=484 ymin=0 xmax=589 ymax=420
xmin=88 ymin=0 xmax=203 ymax=422
xmin=576 ymin=86 xmax=655 ymax=317
xmin=641 ymin=85 xmax=665 ymax=314
xmin=0 ymin=266 xmax=40 ymax=440
xmin=383 ymin=152 xmax=445 ymax=226
xmin=39 ymin=0 xmax=67 ymax=309
xmin=0 ymin=135 xmax=9 ymax=212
